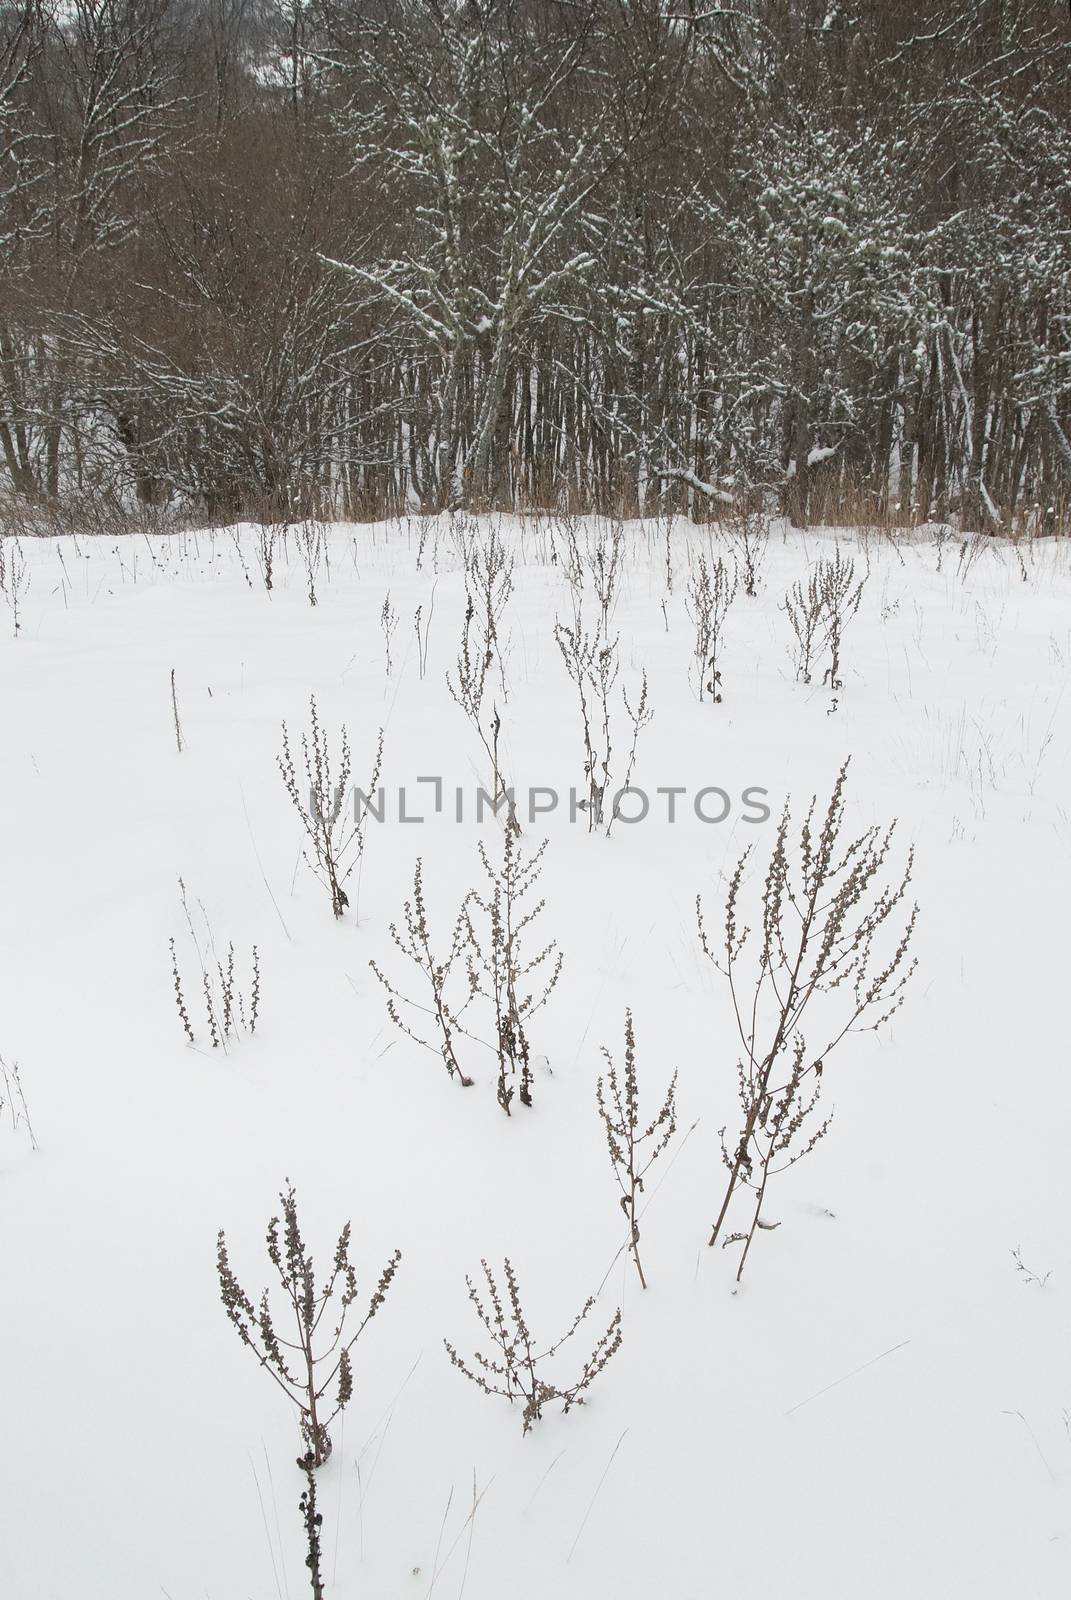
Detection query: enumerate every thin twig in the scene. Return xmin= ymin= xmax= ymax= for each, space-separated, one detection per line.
xmin=567 ymin=1429 xmax=629 ymax=1562
xmin=785 ymin=1339 xmax=911 ymax=1416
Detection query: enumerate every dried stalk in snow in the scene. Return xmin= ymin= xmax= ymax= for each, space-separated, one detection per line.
xmin=699 ymin=762 xmax=918 ymax=1281
xmin=278 ymin=696 xmax=384 ymax=919
xmin=370 ymin=857 xmax=475 ymax=1088
xmin=597 ymin=1010 xmax=677 ymax=1288
xmin=445 ymin=1257 xmax=622 ymax=1434
xmin=464 ymin=833 xmax=563 ymax=1114
xmin=217 ymin=1180 xmax=401 ymax=1467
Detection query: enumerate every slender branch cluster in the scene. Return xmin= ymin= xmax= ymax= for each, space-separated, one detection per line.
xmin=278 ymin=695 xmax=384 ymax=919
xmin=297 ymin=520 xmax=328 ymax=605
xmin=555 ymin=609 xmax=652 ymax=833
xmin=686 ymin=551 xmax=738 ymax=703
xmin=446 ymin=529 xmax=518 ymax=829
xmin=727 ymin=509 xmax=768 ymax=598
xmin=169 ymin=880 xmax=260 ymax=1049
xmin=217 ymin=1180 xmax=401 ymax=1467
xmin=597 ymin=1010 xmax=678 ymax=1288
xmin=1 ymin=534 xmax=27 ymax=636
xmin=444 ymin=1258 xmax=622 ymax=1434
xmin=370 ymin=857 xmax=475 ymax=1088
xmin=0 ymin=1053 xmax=38 ymax=1151
xmin=583 ymin=518 xmax=625 ymax=632
xmin=380 ymin=589 xmax=399 ymax=676
xmin=819 ymin=549 xmax=865 ymax=690
xmin=783 ymin=550 xmax=866 ymax=688
xmin=700 ymin=761 xmax=918 ymax=1281
xmin=464 ymin=833 xmax=563 ymax=1114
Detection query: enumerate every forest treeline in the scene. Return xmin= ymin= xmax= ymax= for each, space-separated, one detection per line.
xmin=1 ymin=0 xmax=1070 ymax=528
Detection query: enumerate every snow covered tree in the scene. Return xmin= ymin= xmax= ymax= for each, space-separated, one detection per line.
xmin=321 ymin=0 xmax=684 ymax=507
xmin=702 ymin=114 xmax=932 ymax=522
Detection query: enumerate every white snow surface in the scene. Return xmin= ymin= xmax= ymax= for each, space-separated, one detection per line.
xmin=1 ymin=516 xmax=1070 ymax=1599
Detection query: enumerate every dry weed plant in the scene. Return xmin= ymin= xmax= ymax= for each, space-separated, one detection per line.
xmin=596 ymin=1011 xmax=677 ymax=1288
xmin=554 ymin=610 xmax=652 ymax=833
xmin=0 ymin=1054 xmax=38 ymax=1151
xmin=255 ymin=523 xmax=277 ymax=592
xmin=369 ymin=857 xmax=475 ymax=1088
xmin=726 ymin=507 xmax=769 ymax=597
xmin=955 ymin=534 xmax=989 ymax=581
xmin=371 ymin=838 xmax=564 ymax=1107
xmin=662 ymin=504 xmax=676 ymax=593
xmin=1 ymin=534 xmax=28 ymax=636
xmin=548 ymin=512 xmax=625 ymax=628
xmin=169 ymin=880 xmax=260 ymax=1048
xmin=584 ymin=518 xmax=626 ymax=631
xmin=413 ymin=516 xmax=432 ymax=570
xmin=686 ymin=551 xmax=738 ymax=703
xmin=297 ymin=520 xmax=329 ymax=606
xmin=446 ymin=529 xmax=518 ymax=830
xmin=783 ymin=550 xmax=866 ymax=688
xmin=699 ymin=762 xmax=918 ymax=1280
xmin=444 ymin=1258 xmax=622 ymax=1434
xmin=413 ymin=590 xmax=435 ymax=680
xmin=279 ymin=696 xmax=384 ymax=918
xmin=229 ymin=528 xmax=255 ymax=587
xmin=448 ymin=510 xmax=481 ymax=571
xmin=464 ymin=833 xmax=563 ymax=1114
xmin=169 ymin=668 xmax=184 ymax=753
xmin=550 ymin=507 xmax=585 ymax=592
xmin=1011 ymin=1247 xmax=1051 ymax=1288
xmin=819 ymin=549 xmax=865 ymax=689
xmin=782 ymin=570 xmax=826 ymax=684
xmin=0 ymin=491 xmax=179 ymax=543
xmin=465 ymin=526 xmax=514 ymax=700
xmin=217 ymin=1180 xmax=401 ymax=1467
xmin=380 ymin=591 xmax=399 ymax=676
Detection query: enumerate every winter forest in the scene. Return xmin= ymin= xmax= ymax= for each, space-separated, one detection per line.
xmin=2 ymin=0 xmax=1070 ymax=529
xmin=4 ymin=7 xmax=1071 ymax=1600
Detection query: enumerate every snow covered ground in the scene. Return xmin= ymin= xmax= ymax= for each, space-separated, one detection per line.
xmin=1 ymin=515 xmax=1070 ymax=1599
